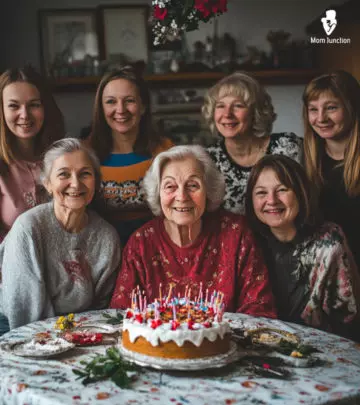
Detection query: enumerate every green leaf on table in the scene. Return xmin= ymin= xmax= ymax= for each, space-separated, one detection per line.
xmin=102 ymin=311 xmax=124 ymax=325
xmin=72 ymin=347 xmax=138 ymax=389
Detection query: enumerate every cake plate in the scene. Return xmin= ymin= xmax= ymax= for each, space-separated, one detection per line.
xmin=119 ymin=341 xmax=244 ymax=371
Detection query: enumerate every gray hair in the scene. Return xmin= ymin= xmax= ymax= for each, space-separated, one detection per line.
xmin=202 ymin=71 xmax=277 ymax=138
xmin=40 ymin=137 xmax=101 ymax=191
xmin=143 ymin=145 xmax=225 ymax=216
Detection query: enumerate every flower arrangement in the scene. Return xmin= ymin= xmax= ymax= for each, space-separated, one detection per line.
xmin=152 ymin=0 xmax=228 ymax=45
xmin=55 ymin=313 xmax=77 ymax=330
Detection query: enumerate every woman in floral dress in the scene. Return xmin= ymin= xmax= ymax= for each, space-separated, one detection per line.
xmin=203 ymin=71 xmax=303 ymax=214
xmin=246 ymin=154 xmax=360 ymax=341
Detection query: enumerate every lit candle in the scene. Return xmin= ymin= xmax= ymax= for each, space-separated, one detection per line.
xmin=184 ymin=285 xmax=188 ymax=299
xmin=154 ymin=299 xmax=159 ymax=320
xmin=159 ymin=283 xmax=162 ymax=303
xmin=131 ymin=289 xmax=135 ymax=309
xmin=199 ymin=282 xmax=203 ymax=303
xmin=205 ymin=288 xmax=209 ymax=306
xmin=166 ymin=284 xmax=173 ymax=304
xmin=138 ymin=290 xmax=143 ymax=313
xmin=172 ymin=300 xmax=177 ymax=321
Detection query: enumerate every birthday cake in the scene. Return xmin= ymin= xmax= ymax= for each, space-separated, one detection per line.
xmin=121 ymin=288 xmax=232 ymax=359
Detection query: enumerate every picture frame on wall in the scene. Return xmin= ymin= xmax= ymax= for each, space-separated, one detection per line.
xmin=154 ymin=112 xmax=216 ymax=147
xmin=98 ymin=5 xmax=149 ymax=64
xmin=38 ymin=9 xmax=99 ymax=75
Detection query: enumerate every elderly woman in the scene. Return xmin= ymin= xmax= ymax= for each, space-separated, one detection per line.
xmin=203 ymin=71 xmax=303 ymax=214
xmin=0 ymin=138 xmax=121 ymax=330
xmin=245 ymin=154 xmax=360 ymax=340
xmin=110 ymin=145 xmax=276 ymax=318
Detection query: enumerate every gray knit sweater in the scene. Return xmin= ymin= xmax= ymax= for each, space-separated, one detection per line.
xmin=0 ymin=202 xmax=121 ymax=329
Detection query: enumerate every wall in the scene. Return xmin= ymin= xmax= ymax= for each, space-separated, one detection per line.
xmin=1 ymin=0 xmax=349 ymax=138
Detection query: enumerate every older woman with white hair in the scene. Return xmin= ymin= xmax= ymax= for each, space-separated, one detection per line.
xmin=0 ymin=138 xmax=121 ymax=330
xmin=110 ymin=145 xmax=276 ymax=318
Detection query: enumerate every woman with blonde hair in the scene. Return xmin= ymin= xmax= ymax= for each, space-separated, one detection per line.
xmin=303 ymin=70 xmax=360 ymax=269
xmin=202 ymin=71 xmax=302 ymax=214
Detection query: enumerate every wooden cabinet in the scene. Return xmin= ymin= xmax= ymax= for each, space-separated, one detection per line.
xmin=50 ymin=69 xmax=320 ymax=92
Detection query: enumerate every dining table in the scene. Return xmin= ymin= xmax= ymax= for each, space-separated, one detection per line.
xmin=0 ymin=309 xmax=359 ymax=405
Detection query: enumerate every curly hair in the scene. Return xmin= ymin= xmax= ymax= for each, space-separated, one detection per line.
xmin=202 ymin=71 xmax=276 ymax=138
xmin=143 ymin=145 xmax=225 ymax=216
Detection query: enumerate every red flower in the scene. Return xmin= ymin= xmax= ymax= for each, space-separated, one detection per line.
xmin=203 ymin=321 xmax=212 ymax=328
xmin=154 ymin=5 xmax=168 ymax=20
xmin=151 ymin=319 xmax=163 ymax=329
xmin=195 ymin=0 xmax=227 ymax=18
xmin=171 ymin=320 xmax=180 ymax=330
xmin=135 ymin=314 xmax=144 ymax=323
xmin=126 ymin=310 xmax=133 ymax=319
xmin=187 ymin=319 xmax=195 ymax=330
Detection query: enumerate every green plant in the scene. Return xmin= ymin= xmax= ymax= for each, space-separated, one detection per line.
xmin=102 ymin=311 xmax=124 ymax=325
xmin=73 ymin=347 xmax=138 ymax=388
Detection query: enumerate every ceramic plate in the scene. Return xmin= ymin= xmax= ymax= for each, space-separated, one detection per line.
xmin=119 ymin=341 xmax=244 ymax=371
xmin=0 ymin=337 xmax=75 ymax=358
xmin=73 ymin=322 xmax=121 ymax=334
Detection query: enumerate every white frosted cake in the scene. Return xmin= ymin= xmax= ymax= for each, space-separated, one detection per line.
xmin=121 ymin=291 xmax=232 ymax=359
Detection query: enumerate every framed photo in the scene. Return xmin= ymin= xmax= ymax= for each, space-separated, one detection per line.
xmin=154 ymin=112 xmax=216 ymax=147
xmin=98 ymin=5 xmax=149 ymax=64
xmin=38 ymin=9 xmax=99 ymax=74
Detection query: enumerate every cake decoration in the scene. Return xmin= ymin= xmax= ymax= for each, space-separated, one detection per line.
xmin=121 ymin=284 xmax=232 ymax=359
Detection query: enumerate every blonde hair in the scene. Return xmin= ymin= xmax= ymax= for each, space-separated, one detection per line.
xmin=202 ymin=71 xmax=276 ymax=138
xmin=303 ymin=70 xmax=360 ymax=197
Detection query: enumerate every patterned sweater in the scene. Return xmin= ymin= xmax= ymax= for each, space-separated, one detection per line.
xmin=261 ymin=222 xmax=360 ymax=338
xmin=206 ymin=132 xmax=303 ymax=214
xmin=98 ymin=138 xmax=173 ymax=244
xmin=110 ymin=210 xmax=277 ymax=318
xmin=0 ymin=202 xmax=121 ymax=329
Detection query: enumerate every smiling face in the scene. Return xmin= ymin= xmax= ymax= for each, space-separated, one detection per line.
xmin=160 ymin=157 xmax=207 ymax=229
xmin=102 ymin=78 xmax=144 ymax=139
xmin=45 ymin=150 xmax=96 ymax=213
xmin=252 ymin=168 xmax=299 ymax=240
xmin=2 ymin=81 xmax=44 ymax=144
xmin=307 ymin=91 xmax=349 ymax=141
xmin=213 ymin=95 xmax=252 ymax=138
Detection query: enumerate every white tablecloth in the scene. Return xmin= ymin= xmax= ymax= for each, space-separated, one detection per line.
xmin=0 ymin=310 xmax=360 ymax=405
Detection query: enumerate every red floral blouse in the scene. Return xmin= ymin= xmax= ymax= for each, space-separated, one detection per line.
xmin=110 ymin=210 xmax=277 ymax=318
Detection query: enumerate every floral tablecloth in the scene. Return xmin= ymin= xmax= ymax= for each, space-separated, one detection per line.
xmin=0 ymin=310 xmax=360 ymax=405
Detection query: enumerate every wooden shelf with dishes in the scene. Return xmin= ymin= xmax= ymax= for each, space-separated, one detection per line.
xmin=50 ymin=69 xmax=320 ymax=92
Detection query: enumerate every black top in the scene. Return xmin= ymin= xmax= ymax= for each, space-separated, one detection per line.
xmin=260 ymin=233 xmax=310 ymax=324
xmin=320 ymin=153 xmax=360 ymax=270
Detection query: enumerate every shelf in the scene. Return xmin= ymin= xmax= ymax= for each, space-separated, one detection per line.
xmin=50 ymin=69 xmax=320 ymax=92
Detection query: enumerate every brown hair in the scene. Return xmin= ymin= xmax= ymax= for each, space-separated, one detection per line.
xmin=245 ymin=154 xmax=320 ymax=237
xmin=303 ymin=70 xmax=360 ymax=197
xmin=202 ymin=71 xmax=276 ymax=138
xmin=0 ymin=65 xmax=65 ymax=165
xmin=90 ymin=65 xmax=162 ymax=162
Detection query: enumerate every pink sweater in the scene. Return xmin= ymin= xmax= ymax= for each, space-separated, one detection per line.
xmin=0 ymin=160 xmax=46 ymax=242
